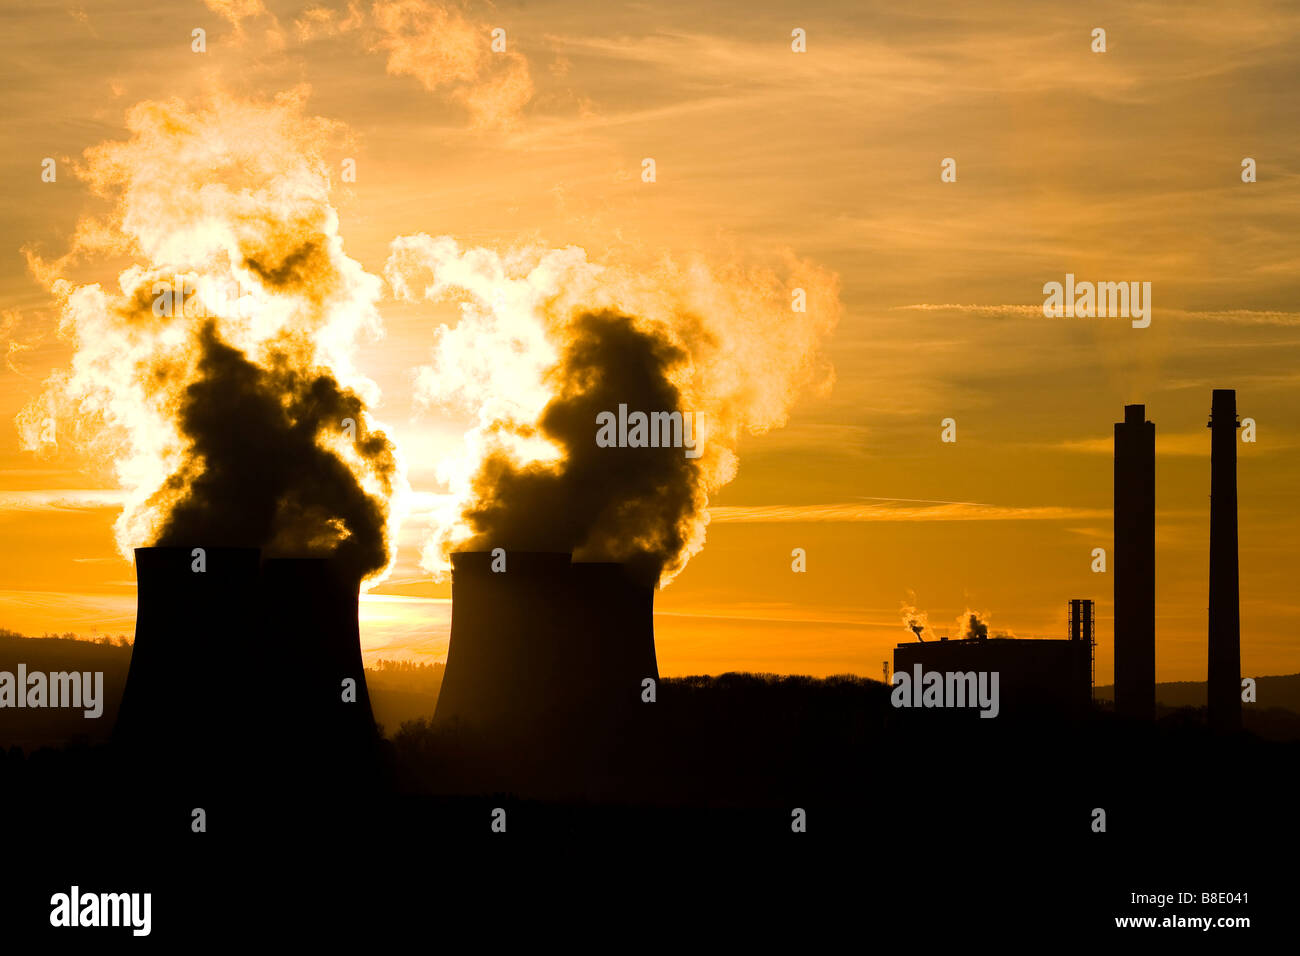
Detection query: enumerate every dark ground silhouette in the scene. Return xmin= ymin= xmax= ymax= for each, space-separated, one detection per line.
xmin=3 ymin=628 xmax=1293 ymax=939
xmin=2 ymin=668 xmax=1294 ymax=937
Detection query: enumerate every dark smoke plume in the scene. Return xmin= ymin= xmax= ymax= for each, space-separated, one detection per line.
xmin=463 ymin=311 xmax=696 ymax=584
xmin=153 ymin=323 xmax=398 ymax=580
xmin=388 ymin=235 xmax=841 ymax=585
xmin=17 ymin=93 xmax=407 ymax=580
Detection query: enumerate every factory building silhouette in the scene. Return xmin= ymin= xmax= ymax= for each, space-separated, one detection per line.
xmin=892 ymin=600 xmax=1094 ymax=717
xmin=435 ymin=551 xmax=659 ymax=737
xmin=896 ymin=392 xmax=1246 ymax=726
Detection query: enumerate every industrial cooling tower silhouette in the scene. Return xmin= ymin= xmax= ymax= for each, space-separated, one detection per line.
xmin=569 ymin=562 xmax=660 ymax=711
xmin=115 ymin=549 xmax=379 ymax=789
xmin=258 ymin=557 xmax=380 ymax=784
xmin=114 ymin=546 xmax=261 ymax=783
xmin=435 ymin=552 xmax=660 ymax=735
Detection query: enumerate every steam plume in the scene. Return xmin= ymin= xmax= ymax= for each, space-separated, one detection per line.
xmin=901 ymin=597 xmax=931 ymax=640
xmin=955 ymin=609 xmax=1012 ymax=640
xmin=17 ymin=90 xmax=406 ymax=581
xmin=386 ymin=235 xmax=841 ymax=584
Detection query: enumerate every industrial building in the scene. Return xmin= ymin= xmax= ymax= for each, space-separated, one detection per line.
xmin=892 ymin=600 xmax=1094 ymax=718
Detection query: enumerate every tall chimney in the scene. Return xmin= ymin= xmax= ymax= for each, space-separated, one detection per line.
xmin=1114 ymin=404 xmax=1155 ymax=720
xmin=114 ymin=546 xmax=261 ymax=783
xmin=1207 ymin=389 xmax=1242 ymax=733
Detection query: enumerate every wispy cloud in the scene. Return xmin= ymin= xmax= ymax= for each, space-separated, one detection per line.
xmin=1056 ymin=433 xmax=1290 ymax=456
xmin=0 ymin=588 xmax=136 ymax=635
xmin=709 ymin=500 xmax=1107 ymax=523
xmin=0 ymin=490 xmax=126 ymax=513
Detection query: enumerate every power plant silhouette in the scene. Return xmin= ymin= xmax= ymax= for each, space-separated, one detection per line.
xmin=109 ymin=388 xmax=1247 ymax=799
xmin=892 ymin=390 xmax=1246 ymax=726
xmin=435 ymin=551 xmax=659 ymax=737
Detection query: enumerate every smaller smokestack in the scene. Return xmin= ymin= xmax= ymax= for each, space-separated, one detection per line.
xmin=1069 ymin=599 xmax=1094 ymax=643
xmin=1070 ymin=598 xmax=1097 ymax=705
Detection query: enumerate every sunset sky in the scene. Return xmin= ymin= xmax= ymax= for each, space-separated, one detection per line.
xmin=2 ymin=0 xmax=1299 ymax=683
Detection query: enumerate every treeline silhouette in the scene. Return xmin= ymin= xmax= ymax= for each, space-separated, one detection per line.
xmin=365 ymin=658 xmax=444 ymax=735
xmin=0 ymin=631 xmax=446 ymax=749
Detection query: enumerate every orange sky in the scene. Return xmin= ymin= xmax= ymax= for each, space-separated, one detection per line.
xmin=2 ymin=0 xmax=1299 ymax=683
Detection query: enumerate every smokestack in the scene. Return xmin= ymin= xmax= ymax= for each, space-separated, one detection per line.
xmin=436 ymin=551 xmax=574 ymax=732
xmin=258 ymin=557 xmax=379 ymax=782
xmin=1069 ymin=599 xmax=1094 ymax=643
xmin=1070 ymin=598 xmax=1096 ymax=704
xmin=436 ymin=552 xmax=660 ymax=736
xmin=114 ymin=546 xmax=261 ymax=783
xmin=1207 ymin=389 xmax=1242 ymax=733
xmin=1114 ymin=404 xmax=1155 ymax=720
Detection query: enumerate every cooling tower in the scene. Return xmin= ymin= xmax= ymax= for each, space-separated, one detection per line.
xmin=114 ymin=546 xmax=262 ymax=782
xmin=258 ymin=557 xmax=379 ymax=783
xmin=436 ymin=552 xmax=659 ymax=736
xmin=1207 ymin=389 xmax=1242 ymax=733
xmin=568 ymin=562 xmax=660 ymax=715
xmin=436 ymin=551 xmax=574 ymax=731
xmin=1114 ymin=403 xmax=1155 ymax=720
